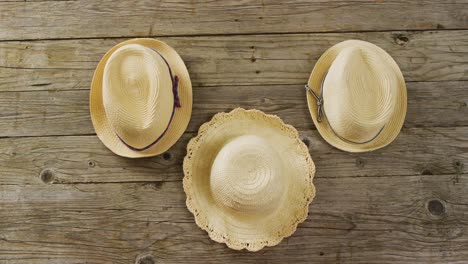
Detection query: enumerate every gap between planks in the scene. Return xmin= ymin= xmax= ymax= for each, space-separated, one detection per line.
xmin=0 ymin=28 xmax=467 ymax=43
xmin=1 ymin=173 xmax=463 ymax=186
xmin=0 ymin=79 xmax=464 ymax=94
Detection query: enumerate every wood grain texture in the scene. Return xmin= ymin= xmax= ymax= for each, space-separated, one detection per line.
xmin=0 ymin=127 xmax=466 ymax=185
xmin=0 ymin=0 xmax=468 ymax=41
xmin=1 ymin=1 xmax=468 ymax=262
xmin=1 ymin=30 xmax=468 ymax=92
xmin=1 ymin=174 xmax=468 ymax=263
xmin=0 ymin=81 xmax=466 ymax=138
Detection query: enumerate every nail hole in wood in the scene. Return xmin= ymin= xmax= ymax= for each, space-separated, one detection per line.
xmin=40 ymin=169 xmax=55 ymax=184
xmin=88 ymin=160 xmax=96 ymax=167
xmin=355 ymin=158 xmax=365 ymax=168
xmin=255 ymin=70 xmax=260 ymax=74
xmin=250 ymin=57 xmax=256 ymax=62
xmin=427 ymin=199 xmax=445 ymax=216
xmin=162 ymin=152 xmax=172 ymax=160
xmin=319 ymin=252 xmax=324 ymax=256
xmin=136 ymin=255 xmax=155 ymax=264
xmin=250 ymin=46 xmax=255 ymax=49
xmin=453 ymin=160 xmax=464 ymax=172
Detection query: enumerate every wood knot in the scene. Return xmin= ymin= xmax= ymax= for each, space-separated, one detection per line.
xmin=427 ymin=199 xmax=445 ymax=217
xmin=301 ymin=137 xmax=310 ymax=147
xmin=421 ymin=169 xmax=433 ymax=175
xmin=40 ymin=168 xmax=55 ymax=184
xmin=394 ymin=34 xmax=409 ymax=46
xmin=143 ymin=181 xmax=164 ymax=190
xmin=355 ymin=158 xmax=365 ymax=168
xmin=162 ymin=152 xmax=172 ymax=161
xmin=458 ymin=101 xmax=468 ymax=110
xmin=136 ymin=255 xmax=155 ymax=264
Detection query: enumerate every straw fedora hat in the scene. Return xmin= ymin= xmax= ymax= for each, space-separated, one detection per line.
xmin=183 ymin=108 xmax=316 ymax=251
xmin=90 ymin=38 xmax=192 ymax=158
xmin=306 ymin=40 xmax=407 ymax=152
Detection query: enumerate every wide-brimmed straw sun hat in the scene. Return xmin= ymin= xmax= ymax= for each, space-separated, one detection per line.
xmin=183 ymin=108 xmax=316 ymax=251
xmin=306 ymin=40 xmax=407 ymax=152
xmin=90 ymin=38 xmax=192 ymax=158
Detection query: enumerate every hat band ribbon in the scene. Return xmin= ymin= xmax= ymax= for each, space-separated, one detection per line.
xmin=305 ymin=73 xmax=385 ymax=145
xmin=116 ymin=51 xmax=181 ymax=151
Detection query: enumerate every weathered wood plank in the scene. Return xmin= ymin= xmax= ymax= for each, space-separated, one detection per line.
xmin=1 ymin=30 xmax=468 ymax=93
xmin=0 ymin=127 xmax=466 ymax=185
xmin=0 ymin=81 xmax=466 ymax=138
xmin=0 ymin=0 xmax=467 ymax=41
xmin=1 ymin=174 xmax=468 ymax=263
xmin=0 ymin=2 xmax=465 ymax=263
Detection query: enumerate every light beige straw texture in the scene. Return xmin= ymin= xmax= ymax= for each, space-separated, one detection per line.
xmin=183 ymin=108 xmax=316 ymax=251
xmin=210 ymin=135 xmax=287 ymax=216
xmin=307 ymin=40 xmax=407 ymax=152
xmin=103 ymin=44 xmax=174 ymax=149
xmin=90 ymin=38 xmax=192 ymax=158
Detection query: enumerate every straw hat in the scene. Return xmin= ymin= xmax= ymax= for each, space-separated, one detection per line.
xmin=306 ymin=40 xmax=407 ymax=152
xmin=183 ymin=108 xmax=316 ymax=251
xmin=90 ymin=38 xmax=192 ymax=158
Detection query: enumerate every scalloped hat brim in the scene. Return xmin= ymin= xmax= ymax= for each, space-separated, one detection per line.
xmin=183 ymin=108 xmax=316 ymax=251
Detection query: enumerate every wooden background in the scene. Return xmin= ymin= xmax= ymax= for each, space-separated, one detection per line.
xmin=0 ymin=0 xmax=467 ymax=263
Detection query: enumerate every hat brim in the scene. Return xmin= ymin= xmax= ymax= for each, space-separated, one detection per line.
xmin=307 ymin=40 xmax=407 ymax=152
xmin=90 ymin=38 xmax=192 ymax=158
xmin=183 ymin=108 xmax=316 ymax=251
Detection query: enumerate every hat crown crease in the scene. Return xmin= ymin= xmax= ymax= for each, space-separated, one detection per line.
xmin=323 ymin=46 xmax=397 ymax=143
xmin=103 ymin=44 xmax=174 ymax=149
xmin=210 ymin=135 xmax=286 ymax=216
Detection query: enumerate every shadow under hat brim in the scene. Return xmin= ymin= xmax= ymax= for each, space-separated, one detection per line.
xmin=306 ymin=40 xmax=407 ymax=152
xmin=182 ymin=108 xmax=316 ymax=251
xmin=90 ymin=38 xmax=192 ymax=158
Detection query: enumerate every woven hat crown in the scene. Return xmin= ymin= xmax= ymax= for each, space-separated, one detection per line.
xmin=210 ymin=135 xmax=286 ymax=217
xmin=102 ymin=44 xmax=174 ymax=149
xmin=323 ymin=46 xmax=398 ymax=143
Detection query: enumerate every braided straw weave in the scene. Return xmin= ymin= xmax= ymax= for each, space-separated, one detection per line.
xmin=103 ymin=44 xmax=175 ymax=149
xmin=307 ymin=40 xmax=407 ymax=152
xmin=90 ymin=38 xmax=192 ymax=158
xmin=183 ymin=108 xmax=316 ymax=251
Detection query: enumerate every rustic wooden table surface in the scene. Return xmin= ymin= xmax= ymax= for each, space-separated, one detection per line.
xmin=1 ymin=1 xmax=468 ymax=263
